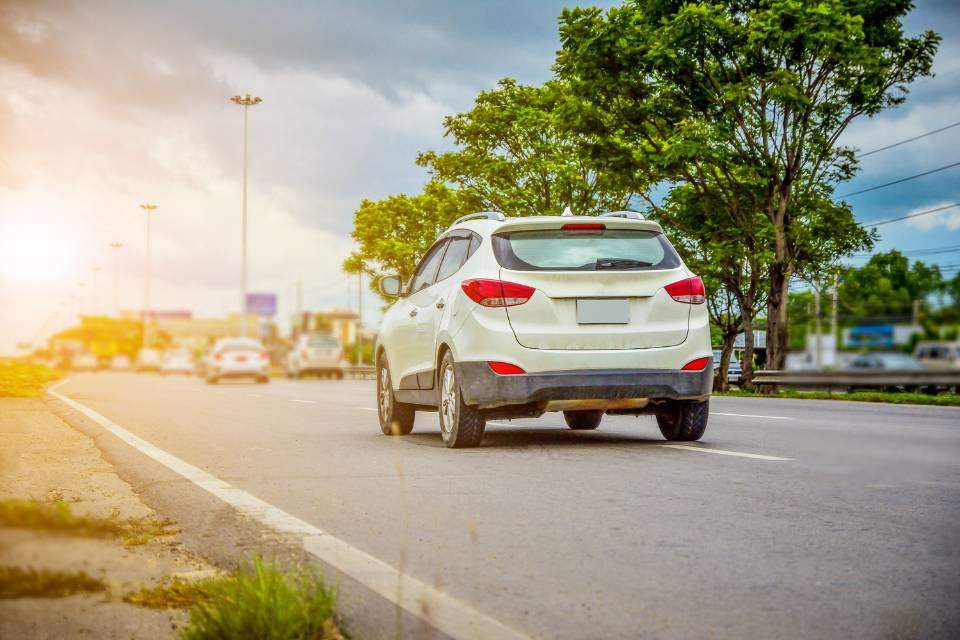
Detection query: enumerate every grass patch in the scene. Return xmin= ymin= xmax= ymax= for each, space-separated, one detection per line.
xmin=717 ymin=388 xmax=960 ymax=407
xmin=0 ymin=565 xmax=105 ymax=599
xmin=125 ymin=576 xmax=222 ymax=609
xmin=0 ymin=499 xmax=177 ymax=543
xmin=0 ymin=363 xmax=61 ymax=397
xmin=171 ymin=557 xmax=339 ymax=640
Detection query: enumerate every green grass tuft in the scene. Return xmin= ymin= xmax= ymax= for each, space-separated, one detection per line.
xmin=0 ymin=565 xmax=105 ymax=599
xmin=717 ymin=388 xmax=960 ymax=406
xmin=0 ymin=363 xmax=62 ymax=397
xmin=0 ymin=498 xmax=177 ymax=542
xmin=125 ymin=577 xmax=222 ymax=609
xmin=179 ymin=557 xmax=338 ymax=640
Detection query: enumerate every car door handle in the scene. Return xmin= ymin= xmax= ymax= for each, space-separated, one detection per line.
xmin=435 ymin=300 xmax=445 ymax=309
xmin=409 ymin=309 xmax=418 ymax=317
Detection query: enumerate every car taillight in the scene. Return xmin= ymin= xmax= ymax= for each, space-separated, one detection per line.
xmin=561 ymin=223 xmax=605 ymax=235
xmin=461 ymin=279 xmax=534 ymax=307
xmin=214 ymin=353 xmax=223 ymax=361
xmin=488 ymin=361 xmax=526 ymax=375
xmin=681 ymin=357 xmax=710 ymax=371
xmin=665 ymin=276 xmax=706 ymax=304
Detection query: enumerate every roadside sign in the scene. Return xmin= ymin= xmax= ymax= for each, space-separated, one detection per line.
xmin=246 ymin=293 xmax=277 ymax=316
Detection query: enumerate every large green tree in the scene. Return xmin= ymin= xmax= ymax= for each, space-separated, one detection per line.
xmin=417 ymin=78 xmax=636 ymax=215
xmin=839 ymin=250 xmax=944 ymax=320
xmin=556 ymin=0 xmax=938 ymax=369
xmin=343 ymin=182 xmax=482 ymax=294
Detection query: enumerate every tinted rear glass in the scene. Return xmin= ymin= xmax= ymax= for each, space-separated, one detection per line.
xmin=492 ymin=229 xmax=681 ymax=271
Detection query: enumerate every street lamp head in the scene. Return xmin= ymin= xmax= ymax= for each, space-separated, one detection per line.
xmin=230 ymin=94 xmax=262 ymax=107
xmin=139 ymin=203 xmax=158 ymax=212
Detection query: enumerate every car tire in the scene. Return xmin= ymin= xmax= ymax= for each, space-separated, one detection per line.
xmin=563 ymin=410 xmax=603 ymax=430
xmin=377 ymin=354 xmax=414 ymax=436
xmin=438 ymin=351 xmax=485 ymax=448
xmin=656 ymin=399 xmax=709 ymax=441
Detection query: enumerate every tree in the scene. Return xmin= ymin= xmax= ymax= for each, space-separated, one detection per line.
xmin=556 ymin=0 xmax=938 ymax=369
xmin=839 ymin=250 xmax=943 ymax=321
xmin=343 ymin=182 xmax=482 ymax=296
xmin=417 ymin=78 xmax=636 ymax=216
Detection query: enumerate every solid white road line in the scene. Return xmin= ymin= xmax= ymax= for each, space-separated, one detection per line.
xmin=658 ymin=444 xmax=792 ymax=461
xmin=290 ymin=399 xmax=316 ymax=404
xmin=359 ymin=407 xmax=377 ymax=411
xmin=48 ymin=380 xmax=529 ymax=640
xmin=711 ymin=412 xmax=794 ymax=420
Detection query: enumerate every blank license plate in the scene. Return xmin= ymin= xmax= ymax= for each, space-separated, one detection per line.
xmin=576 ymin=299 xmax=629 ymax=324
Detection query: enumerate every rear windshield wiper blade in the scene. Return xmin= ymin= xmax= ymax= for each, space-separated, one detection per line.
xmin=595 ymin=258 xmax=653 ymax=270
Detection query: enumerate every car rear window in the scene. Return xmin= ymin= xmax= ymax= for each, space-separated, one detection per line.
xmin=221 ymin=341 xmax=261 ymax=353
xmin=492 ymin=228 xmax=682 ymax=271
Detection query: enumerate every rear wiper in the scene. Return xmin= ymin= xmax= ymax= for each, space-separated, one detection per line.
xmin=595 ymin=258 xmax=652 ymax=270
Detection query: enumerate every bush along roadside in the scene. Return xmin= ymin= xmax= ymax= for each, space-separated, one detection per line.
xmin=0 ymin=363 xmax=61 ymax=397
xmin=716 ymin=388 xmax=960 ymax=407
xmin=126 ymin=556 xmax=341 ymax=640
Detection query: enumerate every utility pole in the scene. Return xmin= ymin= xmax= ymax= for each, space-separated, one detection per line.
xmin=912 ymin=299 xmax=921 ymax=326
xmin=357 ymin=271 xmax=363 ymax=366
xmin=295 ymin=279 xmax=303 ymax=337
xmin=230 ymin=93 xmax=262 ymax=338
xmin=814 ymin=283 xmax=822 ymax=371
xmin=140 ymin=203 xmax=158 ymax=348
xmin=831 ymin=272 xmax=839 ymax=354
xmin=109 ymin=242 xmax=123 ymax=316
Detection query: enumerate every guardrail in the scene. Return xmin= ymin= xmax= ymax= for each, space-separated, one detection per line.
xmin=753 ymin=369 xmax=960 ymax=390
xmin=346 ymin=365 xmax=376 ymax=380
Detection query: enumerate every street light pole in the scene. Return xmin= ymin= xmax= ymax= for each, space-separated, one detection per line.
xmin=230 ymin=93 xmax=262 ymax=338
xmin=139 ymin=204 xmax=158 ymax=348
xmin=109 ymin=242 xmax=124 ymax=316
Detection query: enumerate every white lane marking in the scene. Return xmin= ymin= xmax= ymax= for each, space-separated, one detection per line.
xmin=658 ymin=444 xmax=791 ymax=461
xmin=711 ymin=412 xmax=794 ymax=420
xmin=48 ymin=380 xmax=528 ymax=640
xmin=290 ymin=399 xmax=316 ymax=404
xmin=359 ymin=407 xmax=377 ymax=411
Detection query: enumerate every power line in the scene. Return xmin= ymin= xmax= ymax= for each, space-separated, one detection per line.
xmin=853 ymin=242 xmax=960 ymax=257
xmin=861 ymin=202 xmax=960 ymax=227
xmin=860 ymin=120 xmax=960 ymax=157
xmin=840 ymin=161 xmax=960 ymax=197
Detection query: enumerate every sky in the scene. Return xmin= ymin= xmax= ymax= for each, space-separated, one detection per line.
xmin=0 ymin=0 xmax=958 ymax=354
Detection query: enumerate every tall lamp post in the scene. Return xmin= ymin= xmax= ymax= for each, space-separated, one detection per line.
xmin=140 ymin=204 xmax=158 ymax=348
xmin=90 ymin=266 xmax=102 ymax=315
xmin=229 ymin=93 xmax=262 ymax=337
xmin=109 ymin=242 xmax=124 ymax=316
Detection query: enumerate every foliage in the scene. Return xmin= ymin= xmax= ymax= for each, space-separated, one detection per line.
xmin=556 ymin=0 xmax=938 ymax=368
xmin=0 ymin=363 xmax=61 ymax=397
xmin=179 ymin=556 xmax=338 ymax=640
xmin=417 ymin=78 xmax=635 ymax=216
xmin=48 ymin=316 xmax=145 ymax=358
xmin=0 ymin=498 xmax=176 ymax=543
xmin=343 ymin=182 xmax=482 ymax=292
xmin=0 ymin=565 xmax=105 ymax=599
xmin=839 ymin=250 xmax=944 ymax=320
xmin=125 ymin=576 xmax=223 ymax=609
xmin=718 ymin=388 xmax=960 ymax=407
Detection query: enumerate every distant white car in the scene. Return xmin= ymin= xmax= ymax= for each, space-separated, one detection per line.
xmin=161 ymin=349 xmax=195 ymax=375
xmin=135 ymin=348 xmax=162 ymax=372
xmin=206 ymin=338 xmax=269 ymax=384
xmin=110 ymin=354 xmax=132 ymax=370
xmin=72 ymin=352 xmax=99 ymax=371
xmin=284 ymin=334 xmax=346 ymax=379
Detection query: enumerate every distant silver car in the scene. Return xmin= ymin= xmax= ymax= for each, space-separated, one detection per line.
xmin=135 ymin=348 xmax=162 ymax=372
xmin=285 ymin=334 xmax=346 ymax=379
xmin=72 ymin=352 xmax=99 ymax=371
xmin=206 ymin=338 xmax=269 ymax=384
xmin=110 ymin=354 xmax=132 ymax=371
xmin=161 ymin=349 xmax=195 ymax=375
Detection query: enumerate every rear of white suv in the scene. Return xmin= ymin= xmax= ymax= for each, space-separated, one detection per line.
xmin=375 ymin=212 xmax=712 ymax=448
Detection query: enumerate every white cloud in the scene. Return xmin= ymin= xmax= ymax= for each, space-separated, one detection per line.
xmin=906 ymin=201 xmax=960 ymax=231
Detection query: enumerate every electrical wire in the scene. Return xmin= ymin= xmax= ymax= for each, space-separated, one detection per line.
xmin=859 ymin=120 xmax=960 ymax=157
xmin=861 ymin=202 xmax=960 ymax=227
xmin=841 ymin=161 xmax=960 ymax=197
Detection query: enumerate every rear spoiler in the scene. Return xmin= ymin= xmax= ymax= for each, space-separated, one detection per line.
xmin=492 ymin=216 xmax=663 ymax=234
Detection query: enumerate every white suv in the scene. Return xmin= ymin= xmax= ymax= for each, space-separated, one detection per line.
xmin=375 ymin=212 xmax=712 ymax=448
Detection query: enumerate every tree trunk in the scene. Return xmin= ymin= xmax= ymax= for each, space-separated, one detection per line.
xmin=741 ymin=304 xmax=754 ymax=388
xmin=766 ymin=262 xmax=791 ymax=372
xmin=713 ymin=331 xmax=736 ymax=392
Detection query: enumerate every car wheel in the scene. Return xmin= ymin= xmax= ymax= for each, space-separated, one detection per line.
xmin=438 ymin=351 xmax=485 ymax=448
xmin=563 ymin=410 xmax=603 ymax=430
xmin=377 ymin=354 xmax=414 ymax=436
xmin=656 ymin=399 xmax=709 ymax=441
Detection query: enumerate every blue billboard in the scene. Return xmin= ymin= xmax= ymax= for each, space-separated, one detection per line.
xmin=246 ymin=293 xmax=277 ymax=317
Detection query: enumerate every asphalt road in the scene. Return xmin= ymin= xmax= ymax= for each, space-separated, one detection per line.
xmin=53 ymin=373 xmax=960 ymax=639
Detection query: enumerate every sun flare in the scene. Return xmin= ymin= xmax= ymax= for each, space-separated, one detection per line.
xmin=0 ymin=220 xmax=73 ymax=285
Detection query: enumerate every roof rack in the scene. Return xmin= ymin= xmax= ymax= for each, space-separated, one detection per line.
xmin=448 ymin=211 xmax=505 ymax=229
xmin=600 ymin=210 xmax=645 ymax=220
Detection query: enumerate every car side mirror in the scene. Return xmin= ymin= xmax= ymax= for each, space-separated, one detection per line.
xmin=378 ymin=274 xmax=402 ymax=297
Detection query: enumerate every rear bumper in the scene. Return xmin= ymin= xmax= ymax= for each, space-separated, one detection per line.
xmin=455 ymin=362 xmax=713 ymax=410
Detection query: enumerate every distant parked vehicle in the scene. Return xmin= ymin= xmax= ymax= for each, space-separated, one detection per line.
xmin=72 ymin=352 xmax=99 ymax=371
xmin=110 ymin=355 xmax=132 ymax=371
xmin=284 ymin=334 xmax=346 ymax=379
xmin=135 ymin=348 xmax=162 ymax=372
xmin=160 ymin=349 xmax=195 ymax=375
xmin=206 ymin=338 xmax=269 ymax=384
xmin=196 ymin=348 xmax=212 ymax=377
xmin=712 ymin=350 xmax=742 ymax=384
xmin=913 ymin=341 xmax=960 ymax=370
xmin=849 ymin=352 xmax=931 ymax=393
